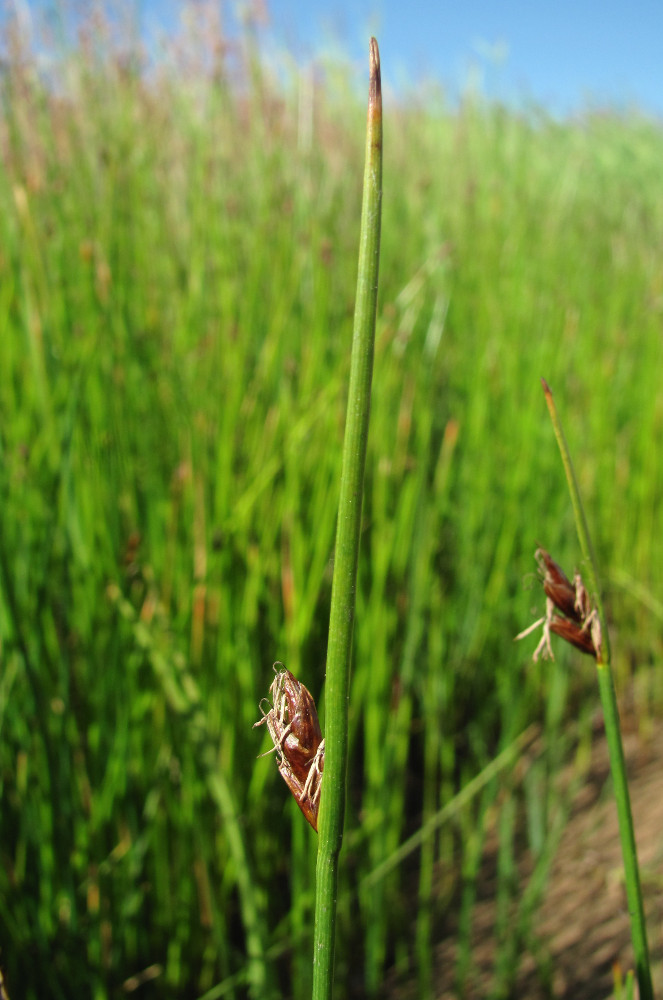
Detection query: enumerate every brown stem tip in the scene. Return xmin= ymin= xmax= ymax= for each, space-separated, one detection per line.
xmin=369 ymin=37 xmax=381 ymax=109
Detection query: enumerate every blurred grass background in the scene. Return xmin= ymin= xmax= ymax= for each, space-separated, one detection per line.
xmin=0 ymin=4 xmax=662 ymax=998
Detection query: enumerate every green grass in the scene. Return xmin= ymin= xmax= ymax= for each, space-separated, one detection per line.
xmin=0 ymin=8 xmax=663 ymax=998
xmin=313 ymin=37 xmax=382 ymax=1000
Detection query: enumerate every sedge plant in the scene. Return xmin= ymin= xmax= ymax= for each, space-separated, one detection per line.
xmin=311 ymin=38 xmax=383 ymax=1000
xmin=541 ymin=378 xmax=654 ymax=1000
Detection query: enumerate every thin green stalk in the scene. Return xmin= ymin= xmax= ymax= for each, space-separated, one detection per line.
xmin=541 ymin=378 xmax=653 ymax=1000
xmin=311 ymin=38 xmax=382 ymax=1000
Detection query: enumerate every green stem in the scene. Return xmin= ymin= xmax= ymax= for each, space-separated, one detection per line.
xmin=541 ymin=378 xmax=653 ymax=1000
xmin=311 ymin=38 xmax=382 ymax=1000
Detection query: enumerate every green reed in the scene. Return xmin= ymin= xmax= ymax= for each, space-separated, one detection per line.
xmin=542 ymin=380 xmax=653 ymax=1000
xmin=0 ymin=7 xmax=662 ymax=997
xmin=312 ymin=38 xmax=382 ymax=1000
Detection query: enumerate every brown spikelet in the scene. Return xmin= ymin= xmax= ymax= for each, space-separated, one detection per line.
xmin=254 ymin=666 xmax=324 ymax=831
xmin=517 ymin=548 xmax=602 ymax=661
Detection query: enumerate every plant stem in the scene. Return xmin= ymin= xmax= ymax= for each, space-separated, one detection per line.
xmin=541 ymin=378 xmax=653 ymax=1000
xmin=311 ymin=38 xmax=382 ymax=1000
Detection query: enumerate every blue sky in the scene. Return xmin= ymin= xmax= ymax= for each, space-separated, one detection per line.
xmin=16 ymin=1 xmax=663 ymax=118
xmin=258 ymin=0 xmax=663 ymax=116
xmin=161 ymin=0 xmax=663 ymax=117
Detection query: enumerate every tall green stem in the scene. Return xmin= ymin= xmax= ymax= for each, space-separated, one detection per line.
xmin=311 ymin=38 xmax=382 ymax=1000
xmin=542 ymin=378 xmax=653 ymax=1000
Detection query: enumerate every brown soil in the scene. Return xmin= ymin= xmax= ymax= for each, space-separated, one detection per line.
xmin=431 ymin=720 xmax=663 ymax=999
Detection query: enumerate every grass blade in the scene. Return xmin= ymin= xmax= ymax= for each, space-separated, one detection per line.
xmin=541 ymin=378 xmax=653 ymax=1000
xmin=311 ymin=37 xmax=383 ymax=1000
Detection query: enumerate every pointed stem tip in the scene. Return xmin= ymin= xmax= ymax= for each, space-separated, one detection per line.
xmin=369 ymin=38 xmax=381 ymax=110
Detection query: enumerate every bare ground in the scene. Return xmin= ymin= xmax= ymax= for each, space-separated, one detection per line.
xmin=430 ymin=718 xmax=663 ymax=999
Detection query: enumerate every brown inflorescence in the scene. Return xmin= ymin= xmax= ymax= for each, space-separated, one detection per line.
xmin=516 ymin=547 xmax=602 ymax=661
xmin=254 ymin=666 xmax=324 ymax=831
